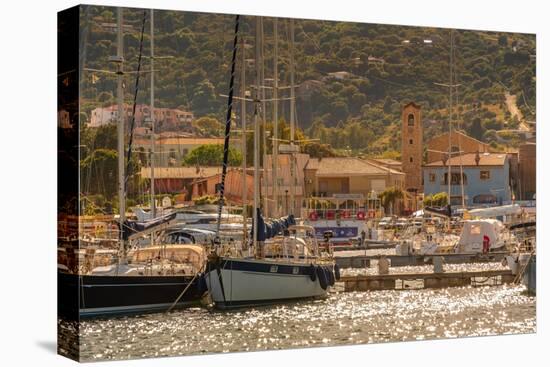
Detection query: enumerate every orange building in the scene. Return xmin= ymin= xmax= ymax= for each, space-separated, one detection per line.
xmin=191 ymin=169 xmax=254 ymax=205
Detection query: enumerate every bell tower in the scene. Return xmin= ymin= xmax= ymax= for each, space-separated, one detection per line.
xmin=401 ymin=102 xmax=423 ymax=191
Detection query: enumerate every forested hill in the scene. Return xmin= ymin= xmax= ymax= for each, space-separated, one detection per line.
xmin=80 ymin=6 xmax=536 ymax=156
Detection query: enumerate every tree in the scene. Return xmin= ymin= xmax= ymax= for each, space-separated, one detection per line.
xmin=80 ymin=149 xmax=118 ymax=199
xmin=302 ymin=142 xmax=338 ymax=158
xmin=192 ymin=116 xmax=223 ymax=137
xmin=423 ymin=192 xmax=448 ymax=207
xmin=468 ymin=117 xmax=485 ymax=140
xmin=379 ymin=187 xmax=404 ymax=215
xmin=183 ymin=144 xmax=242 ymax=166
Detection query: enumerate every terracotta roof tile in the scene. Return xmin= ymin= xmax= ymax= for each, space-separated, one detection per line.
xmin=425 ymin=152 xmax=507 ymax=167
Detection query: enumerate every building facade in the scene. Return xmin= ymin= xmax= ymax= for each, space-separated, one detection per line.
xmin=423 ymin=152 xmax=512 ymax=207
xmin=191 ymin=169 xmax=254 ymax=204
xmin=263 ymin=153 xmax=310 ymax=217
xmin=304 ymin=157 xmax=405 ymax=198
xmin=518 ymin=142 xmax=536 ymax=200
xmin=426 ymin=130 xmax=491 ymax=163
xmin=140 ymin=166 xmax=221 ymax=196
xmin=401 ymin=102 xmax=423 ymax=192
xmin=89 ymin=104 xmax=194 ymax=132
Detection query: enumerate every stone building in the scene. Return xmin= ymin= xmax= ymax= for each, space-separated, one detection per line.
xmin=426 ymin=130 xmax=491 ymax=163
xmin=518 ymin=142 xmax=536 ymax=200
xmin=401 ymin=102 xmax=423 ymax=192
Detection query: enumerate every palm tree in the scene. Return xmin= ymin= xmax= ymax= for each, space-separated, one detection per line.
xmin=379 ymin=187 xmax=404 ymax=215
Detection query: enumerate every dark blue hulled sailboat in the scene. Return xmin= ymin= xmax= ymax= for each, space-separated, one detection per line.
xmin=204 ymin=16 xmax=336 ymax=309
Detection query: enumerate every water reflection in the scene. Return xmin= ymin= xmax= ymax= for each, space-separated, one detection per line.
xmin=73 ymin=284 xmax=535 ymax=361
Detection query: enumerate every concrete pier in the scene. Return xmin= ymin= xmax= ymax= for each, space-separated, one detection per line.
xmin=339 ymin=269 xmax=514 ymax=292
xmin=335 ymin=252 xmax=509 ymax=268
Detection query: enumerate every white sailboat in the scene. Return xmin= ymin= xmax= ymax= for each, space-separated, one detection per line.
xmin=204 ymin=16 xmax=337 ymax=309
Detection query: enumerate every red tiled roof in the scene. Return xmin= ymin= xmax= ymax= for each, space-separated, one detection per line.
xmin=425 ymin=152 xmax=507 ymax=167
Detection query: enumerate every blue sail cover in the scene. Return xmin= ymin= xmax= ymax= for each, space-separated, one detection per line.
xmin=251 ymin=209 xmax=296 ymax=241
xmin=121 ymin=212 xmax=177 ymax=240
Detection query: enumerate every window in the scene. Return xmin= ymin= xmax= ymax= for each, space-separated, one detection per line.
xmin=473 ymin=194 xmax=497 ymax=204
xmin=451 ymin=145 xmax=460 ymax=153
xmin=480 ymin=170 xmax=490 ymax=180
xmin=470 ymin=224 xmax=481 ymax=235
xmin=409 ymin=157 xmax=413 ymax=163
xmin=443 ymin=172 xmax=468 ymax=185
xmin=409 ymin=139 xmax=413 ymax=144
xmin=319 ymin=180 xmax=328 ymax=192
xmin=408 ymin=113 xmax=415 ymax=126
xmin=429 ymin=173 xmax=436 ymax=183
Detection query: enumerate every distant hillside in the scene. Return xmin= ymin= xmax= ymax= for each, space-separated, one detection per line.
xmin=80 ymin=6 xmax=536 ymax=156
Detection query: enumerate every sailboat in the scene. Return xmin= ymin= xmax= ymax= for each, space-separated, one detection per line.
xmin=58 ymin=8 xmax=206 ymax=319
xmin=204 ymin=16 xmax=337 ymax=309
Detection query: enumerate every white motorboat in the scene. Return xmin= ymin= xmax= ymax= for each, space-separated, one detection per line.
xmin=414 ymin=219 xmax=517 ymax=255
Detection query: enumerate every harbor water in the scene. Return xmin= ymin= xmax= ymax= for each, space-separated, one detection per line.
xmin=70 ymin=283 xmax=535 ymax=361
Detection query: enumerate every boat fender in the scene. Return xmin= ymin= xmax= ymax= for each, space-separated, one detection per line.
xmin=316 ymin=266 xmax=328 ymax=290
xmin=197 ymin=274 xmax=208 ymax=295
xmin=334 ymin=264 xmax=341 ymax=281
xmin=326 ymin=267 xmax=335 ymax=286
xmin=309 ymin=264 xmax=317 ymax=281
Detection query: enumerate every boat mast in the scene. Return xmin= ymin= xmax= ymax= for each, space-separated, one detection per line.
xmin=241 ymin=35 xmax=248 ymax=244
xmin=260 ymin=18 xmax=269 ymax=217
xmin=447 ymin=29 xmax=453 ymax=207
xmin=253 ymin=16 xmax=262 ymax=253
xmin=149 ymin=9 xmax=156 ymax=219
xmin=289 ymin=18 xmax=296 ymax=216
xmin=116 ymin=7 xmax=126 ymax=264
xmin=272 ymin=18 xmax=279 ymax=218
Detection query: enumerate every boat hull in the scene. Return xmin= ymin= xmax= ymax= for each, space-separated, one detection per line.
xmin=205 ymin=257 xmax=331 ymax=309
xmin=58 ymin=271 xmax=206 ymax=319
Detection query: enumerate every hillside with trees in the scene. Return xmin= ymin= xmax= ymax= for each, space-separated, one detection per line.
xmin=80 ymin=6 xmax=536 ymax=158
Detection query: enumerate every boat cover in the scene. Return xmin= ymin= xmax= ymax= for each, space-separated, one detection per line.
xmin=121 ymin=212 xmax=177 ymax=240
xmin=424 ymin=205 xmax=452 ymax=218
xmin=251 ymin=208 xmax=296 ymax=241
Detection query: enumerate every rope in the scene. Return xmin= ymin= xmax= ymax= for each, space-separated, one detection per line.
xmin=215 ymin=14 xmax=241 ymax=239
xmin=513 ymin=249 xmax=536 ymax=284
xmin=166 ymin=263 xmax=205 ymax=313
xmin=124 ymin=10 xmax=148 ymax=193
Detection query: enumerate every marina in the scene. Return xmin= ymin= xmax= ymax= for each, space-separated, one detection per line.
xmin=56 ymin=4 xmax=537 ymax=362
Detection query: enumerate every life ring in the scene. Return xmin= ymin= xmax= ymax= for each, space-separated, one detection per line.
xmin=342 ymin=210 xmax=350 ymax=219
xmin=309 ymin=211 xmax=318 ymax=221
xmin=356 ymin=211 xmax=366 ymax=220
xmin=368 ymin=210 xmax=375 ymax=218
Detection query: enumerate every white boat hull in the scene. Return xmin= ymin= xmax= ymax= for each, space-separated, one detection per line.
xmin=205 ymin=257 xmax=331 ymax=308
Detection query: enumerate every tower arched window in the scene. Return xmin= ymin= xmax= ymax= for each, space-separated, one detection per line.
xmin=408 ymin=113 xmax=415 ymax=126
